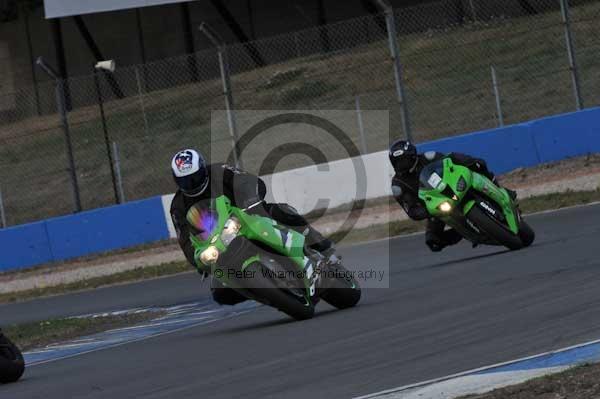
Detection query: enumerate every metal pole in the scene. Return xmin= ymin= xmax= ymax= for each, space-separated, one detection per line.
xmin=468 ymin=0 xmax=478 ymax=21
xmin=294 ymin=31 xmax=301 ymax=58
xmin=94 ymin=70 xmax=120 ymax=204
xmin=135 ymin=66 xmax=150 ymax=136
xmin=112 ymin=141 xmax=126 ymax=203
xmin=355 ymin=96 xmax=368 ymax=154
xmin=199 ymin=23 xmax=243 ymax=168
xmin=219 ymin=48 xmax=242 ymax=169
xmin=560 ymin=0 xmax=583 ymax=110
xmin=22 ymin=6 xmax=41 ymax=116
xmin=0 ymin=185 xmax=6 ymax=228
xmin=376 ymin=0 xmax=412 ymax=142
xmin=135 ymin=9 xmax=149 ymax=91
xmin=491 ymin=66 xmax=504 ymax=127
xmin=57 ymin=79 xmax=82 ymax=212
xmin=36 ymin=57 xmax=81 ymax=212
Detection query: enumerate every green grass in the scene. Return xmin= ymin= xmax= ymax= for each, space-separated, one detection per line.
xmin=518 ymin=189 xmax=600 ymax=214
xmin=2 ymin=1 xmax=599 ymax=225
xmin=3 ymin=312 xmax=165 ymax=352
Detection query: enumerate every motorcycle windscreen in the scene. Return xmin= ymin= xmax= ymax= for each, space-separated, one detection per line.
xmin=419 ymin=160 xmax=445 ymax=190
xmin=186 ymin=200 xmax=220 ymax=241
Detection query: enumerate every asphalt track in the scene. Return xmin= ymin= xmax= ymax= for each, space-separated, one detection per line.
xmin=3 ymin=203 xmax=600 ymax=398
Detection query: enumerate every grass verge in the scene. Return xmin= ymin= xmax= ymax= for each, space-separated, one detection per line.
xmin=0 ymin=261 xmax=191 ymax=304
xmin=458 ymin=363 xmax=600 ymax=399
xmin=2 ymin=189 xmax=600 ymax=304
xmin=3 ymin=311 xmax=165 ymax=352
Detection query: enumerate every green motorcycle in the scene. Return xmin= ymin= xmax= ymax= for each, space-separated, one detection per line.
xmin=418 ymin=157 xmax=535 ymax=250
xmin=186 ymin=196 xmax=361 ymax=320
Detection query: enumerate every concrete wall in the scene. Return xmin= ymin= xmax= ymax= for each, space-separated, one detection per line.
xmin=1 ymin=106 xmax=599 ymax=271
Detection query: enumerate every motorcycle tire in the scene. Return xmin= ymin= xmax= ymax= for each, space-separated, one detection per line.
xmin=0 ymin=332 xmax=25 ymax=384
xmin=467 ymin=206 xmax=523 ymax=250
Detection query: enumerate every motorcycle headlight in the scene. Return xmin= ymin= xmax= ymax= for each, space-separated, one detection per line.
xmin=220 ymin=217 xmax=241 ymax=246
xmin=200 ymin=246 xmax=220 ymax=265
xmin=439 ymin=202 xmax=452 ymax=212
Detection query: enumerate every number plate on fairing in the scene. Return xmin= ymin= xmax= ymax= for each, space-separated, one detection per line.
xmin=427 ymin=173 xmax=442 ymax=189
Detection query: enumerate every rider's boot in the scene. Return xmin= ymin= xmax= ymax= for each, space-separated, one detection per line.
xmin=303 ymin=226 xmax=339 ymax=266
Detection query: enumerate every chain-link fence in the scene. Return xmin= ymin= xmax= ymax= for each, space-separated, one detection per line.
xmin=0 ymin=0 xmax=598 ymax=226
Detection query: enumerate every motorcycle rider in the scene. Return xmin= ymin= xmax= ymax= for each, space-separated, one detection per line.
xmin=170 ymin=149 xmax=335 ymax=305
xmin=389 ymin=140 xmax=517 ymax=252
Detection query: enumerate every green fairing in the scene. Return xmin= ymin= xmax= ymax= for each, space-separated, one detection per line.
xmin=418 ymin=158 xmax=520 ymax=237
xmin=188 ymin=196 xmax=314 ymax=298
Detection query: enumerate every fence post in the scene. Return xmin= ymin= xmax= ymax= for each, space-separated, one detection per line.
xmin=94 ymin=69 xmax=120 ymax=205
xmin=56 ymin=79 xmax=82 ymax=212
xmin=375 ymin=0 xmax=413 ymax=142
xmin=468 ymin=0 xmax=478 ymax=21
xmin=0 ymin=185 xmax=6 ymax=228
xmin=134 ymin=66 xmax=150 ymax=137
xmin=491 ymin=66 xmax=504 ymax=127
xmin=355 ymin=96 xmax=368 ymax=154
xmin=36 ymin=58 xmax=82 ymax=213
xmin=199 ymin=23 xmax=243 ymax=169
xmin=294 ymin=31 xmax=301 ymax=58
xmin=112 ymin=142 xmax=126 ymax=203
xmin=559 ymin=0 xmax=583 ymax=110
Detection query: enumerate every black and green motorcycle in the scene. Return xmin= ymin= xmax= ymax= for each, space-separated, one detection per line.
xmin=186 ymin=196 xmax=361 ymax=320
xmin=418 ymin=157 xmax=535 ymax=250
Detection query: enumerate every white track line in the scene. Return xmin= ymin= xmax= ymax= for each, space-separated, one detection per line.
xmin=355 ymin=336 xmax=600 ymax=398
xmin=26 ymin=307 xmax=256 ymax=368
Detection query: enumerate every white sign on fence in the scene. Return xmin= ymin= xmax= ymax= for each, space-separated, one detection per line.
xmin=44 ymin=0 xmax=190 ymax=19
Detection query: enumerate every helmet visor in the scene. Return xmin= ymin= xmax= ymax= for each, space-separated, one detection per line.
xmin=174 ymin=168 xmax=208 ymax=196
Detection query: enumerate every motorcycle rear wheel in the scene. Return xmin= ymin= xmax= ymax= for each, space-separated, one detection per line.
xmin=320 ymin=263 xmax=361 ymax=309
xmin=518 ymin=220 xmax=535 ymax=247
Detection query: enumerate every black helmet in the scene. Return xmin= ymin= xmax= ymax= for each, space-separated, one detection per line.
xmin=389 ymin=139 xmax=417 ymax=174
xmin=171 ymin=149 xmax=209 ymax=197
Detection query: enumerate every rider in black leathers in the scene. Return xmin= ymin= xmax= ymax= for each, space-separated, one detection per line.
xmin=170 ymin=149 xmax=334 ymax=305
xmin=389 ymin=140 xmax=516 ymax=252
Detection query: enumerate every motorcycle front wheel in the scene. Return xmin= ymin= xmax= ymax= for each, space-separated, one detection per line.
xmin=0 ymin=332 xmax=25 ymax=383
xmin=244 ymin=262 xmax=315 ymax=321
xmin=466 ymin=206 xmax=524 ymax=250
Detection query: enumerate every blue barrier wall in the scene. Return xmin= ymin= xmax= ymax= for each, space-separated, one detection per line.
xmin=45 ymin=196 xmax=169 ymax=262
xmin=530 ymin=107 xmax=600 ymax=163
xmin=0 ymin=196 xmax=170 ymax=271
xmin=0 ymin=221 xmax=54 ymax=272
xmin=419 ymin=107 xmax=600 ymax=174
xmin=0 ymin=107 xmax=599 ymax=272
xmin=419 ymin=124 xmax=541 ymax=174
